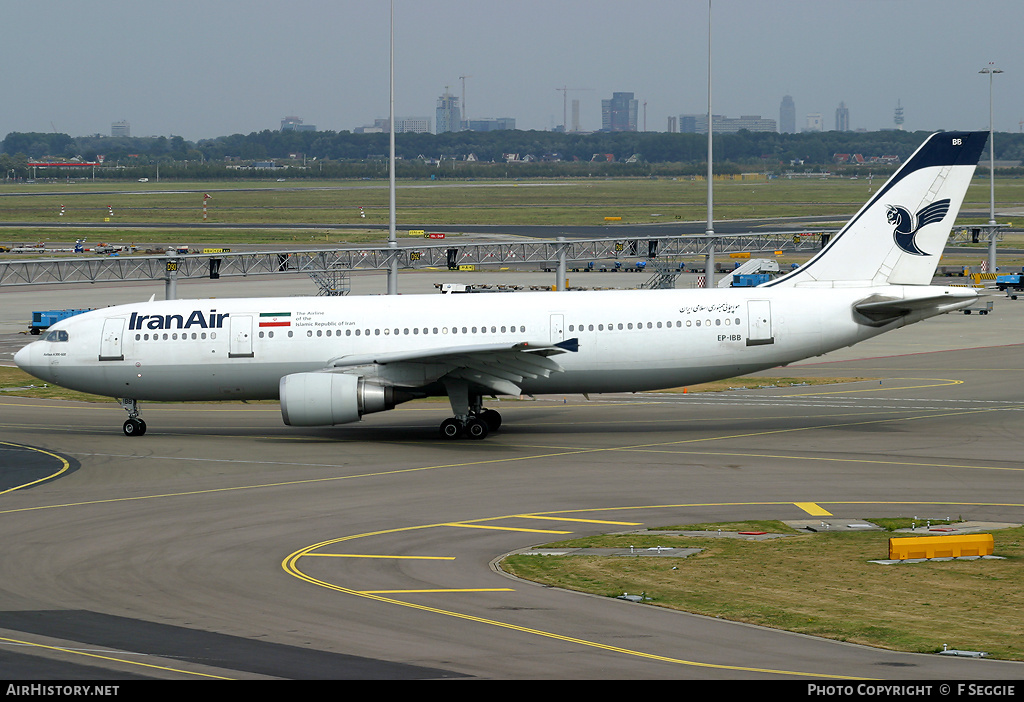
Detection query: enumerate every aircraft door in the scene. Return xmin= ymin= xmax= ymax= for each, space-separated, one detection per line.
xmin=228 ymin=315 xmax=255 ymax=358
xmin=550 ymin=314 xmax=564 ymax=343
xmin=746 ymin=300 xmax=774 ymax=346
xmin=99 ymin=318 xmax=126 ymax=361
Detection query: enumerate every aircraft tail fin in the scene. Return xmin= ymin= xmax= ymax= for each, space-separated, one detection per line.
xmin=767 ymin=131 xmax=987 ymax=288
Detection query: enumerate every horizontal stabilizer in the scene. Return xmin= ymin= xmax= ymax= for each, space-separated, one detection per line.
xmin=854 ymin=289 xmax=978 ymax=325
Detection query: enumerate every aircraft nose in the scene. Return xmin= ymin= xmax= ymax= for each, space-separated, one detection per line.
xmin=14 ymin=342 xmax=35 ymax=372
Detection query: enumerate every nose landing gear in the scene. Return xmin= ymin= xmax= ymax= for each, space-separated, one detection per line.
xmin=118 ymin=398 xmax=147 ymax=436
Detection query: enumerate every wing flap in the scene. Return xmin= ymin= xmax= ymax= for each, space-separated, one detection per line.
xmin=325 ymin=338 xmax=579 ymax=395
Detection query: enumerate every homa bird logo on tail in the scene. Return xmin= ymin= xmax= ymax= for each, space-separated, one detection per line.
xmin=886 ymin=199 xmax=951 ymax=256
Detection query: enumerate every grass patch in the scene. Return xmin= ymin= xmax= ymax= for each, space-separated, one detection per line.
xmin=869 ymin=517 xmax=960 ymax=532
xmin=502 ymin=523 xmax=1024 ymax=659
xmin=0 ymin=366 xmax=110 ymax=402
xmin=651 ymin=520 xmax=803 ymax=534
xmin=3 ymin=176 xmax=1021 ymax=229
xmin=655 ymin=376 xmax=873 ymax=393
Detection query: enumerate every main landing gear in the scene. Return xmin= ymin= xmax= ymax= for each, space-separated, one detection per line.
xmin=439 ymin=408 xmax=502 ymax=440
xmin=439 ymin=380 xmax=502 ymax=440
xmin=119 ymin=398 xmax=147 ymax=436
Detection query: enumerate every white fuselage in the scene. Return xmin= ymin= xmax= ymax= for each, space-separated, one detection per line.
xmin=15 ymin=285 xmax=932 ymax=403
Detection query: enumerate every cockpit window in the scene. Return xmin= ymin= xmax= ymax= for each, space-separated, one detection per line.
xmin=44 ymin=330 xmax=69 ymax=342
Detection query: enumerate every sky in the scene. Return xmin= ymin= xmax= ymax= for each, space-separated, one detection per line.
xmin=1 ymin=0 xmax=1021 ymax=142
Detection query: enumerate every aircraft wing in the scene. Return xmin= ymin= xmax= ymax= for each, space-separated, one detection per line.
xmin=325 ymin=338 xmax=579 ymax=396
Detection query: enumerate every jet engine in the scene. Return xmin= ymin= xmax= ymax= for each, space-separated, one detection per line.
xmin=279 ymin=372 xmax=407 ymax=426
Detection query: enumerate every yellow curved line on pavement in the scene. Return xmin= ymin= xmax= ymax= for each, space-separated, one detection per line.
xmin=0 ymin=441 xmax=70 ymax=495
xmin=281 ymin=515 xmax=871 ymax=680
xmin=777 ymin=377 xmax=963 ymax=397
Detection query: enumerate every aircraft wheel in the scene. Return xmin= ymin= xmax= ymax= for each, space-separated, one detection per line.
xmin=464 ymin=417 xmax=489 ymax=440
xmin=123 ymin=418 xmax=146 ymax=437
xmin=439 ymin=418 xmax=463 ymax=439
xmin=480 ymin=409 xmax=502 ymax=431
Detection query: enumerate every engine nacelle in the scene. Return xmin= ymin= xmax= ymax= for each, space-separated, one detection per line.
xmin=279 ymin=372 xmax=402 ymax=426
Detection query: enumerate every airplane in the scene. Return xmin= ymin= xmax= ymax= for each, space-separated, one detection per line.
xmin=14 ymin=130 xmax=988 ymax=440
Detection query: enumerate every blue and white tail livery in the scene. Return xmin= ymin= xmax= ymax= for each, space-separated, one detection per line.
xmin=768 ymin=131 xmax=987 ymax=288
xmin=15 ymin=131 xmax=988 ymax=439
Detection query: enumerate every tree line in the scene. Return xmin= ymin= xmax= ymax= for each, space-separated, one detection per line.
xmin=3 ymin=129 xmax=1022 ymax=180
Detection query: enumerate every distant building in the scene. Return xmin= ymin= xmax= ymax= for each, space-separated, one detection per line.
xmin=395 ymin=117 xmax=432 ymax=134
xmin=436 ymin=90 xmax=461 ymax=134
xmin=667 ymin=115 xmax=678 ymax=133
xmin=803 ymin=113 xmax=823 ymax=132
xmin=894 ymin=100 xmax=905 ymax=130
xmin=281 ymin=116 xmax=316 ymax=132
xmin=111 ymin=120 xmax=130 ymax=137
xmin=354 ymin=119 xmax=388 ymax=134
xmin=779 ymin=95 xmax=795 ymax=133
xmin=466 ymin=118 xmax=516 ymax=132
xmin=601 ymin=92 xmax=638 ymax=132
xmin=835 ymin=102 xmax=850 ymax=131
xmin=679 ymin=114 xmax=777 ymax=134
xmin=571 ymin=99 xmax=581 ymax=133
xmin=356 ymin=117 xmax=432 ymax=134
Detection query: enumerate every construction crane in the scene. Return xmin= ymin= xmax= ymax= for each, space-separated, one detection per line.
xmin=459 ymin=75 xmax=472 ymax=125
xmin=555 ymin=87 xmax=592 ymax=132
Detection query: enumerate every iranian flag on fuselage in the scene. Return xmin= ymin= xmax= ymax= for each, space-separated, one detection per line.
xmin=259 ymin=311 xmax=291 ymax=327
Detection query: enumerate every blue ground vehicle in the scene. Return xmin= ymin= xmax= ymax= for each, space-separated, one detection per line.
xmin=29 ymin=309 xmax=91 ymax=335
xmin=996 ymin=273 xmax=1024 ymax=299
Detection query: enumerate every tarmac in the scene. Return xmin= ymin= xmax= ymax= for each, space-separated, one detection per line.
xmin=1 ymin=270 xmax=1024 ymax=679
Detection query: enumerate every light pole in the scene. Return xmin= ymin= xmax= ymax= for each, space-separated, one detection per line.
xmin=704 ymin=0 xmax=716 ymax=288
xmin=980 ymin=63 xmax=1002 ymax=226
xmin=980 ymin=63 xmax=1003 ymax=274
xmin=387 ymin=0 xmax=398 ymax=295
